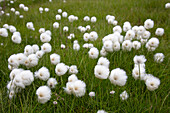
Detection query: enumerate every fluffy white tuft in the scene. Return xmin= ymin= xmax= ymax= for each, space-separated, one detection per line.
xmin=94 ymin=65 xmax=110 ymax=79
xmin=109 ymin=68 xmax=128 ymax=86
xmin=35 ymin=67 xmax=50 ymax=81
xmin=36 ymin=86 xmax=51 ymax=104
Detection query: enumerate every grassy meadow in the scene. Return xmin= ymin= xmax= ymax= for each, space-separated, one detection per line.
xmin=0 ymin=0 xmax=170 ymax=112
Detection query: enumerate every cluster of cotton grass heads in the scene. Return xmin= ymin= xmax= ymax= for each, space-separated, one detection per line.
xmin=0 ymin=0 xmax=166 ymax=108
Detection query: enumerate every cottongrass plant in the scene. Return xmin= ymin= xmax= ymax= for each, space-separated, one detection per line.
xmin=0 ymin=0 xmax=168 ymax=112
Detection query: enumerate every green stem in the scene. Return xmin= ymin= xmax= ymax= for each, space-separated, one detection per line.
xmin=99 ymin=80 xmax=102 ymax=109
xmin=69 ymin=97 xmax=75 ymax=112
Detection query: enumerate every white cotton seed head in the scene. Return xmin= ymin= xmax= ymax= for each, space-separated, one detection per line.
xmin=123 ymin=23 xmax=131 ymax=32
xmin=0 ymin=28 xmax=8 ymax=37
xmin=137 ymin=26 xmax=145 ymax=35
xmin=73 ymin=40 xmax=78 ymax=44
xmin=19 ymin=15 xmax=24 ymax=18
xmin=44 ymin=8 xmax=49 ymax=12
xmin=20 ymin=70 xmax=34 ymax=86
xmin=35 ymin=67 xmax=50 ymax=81
xmin=24 ymin=7 xmax=29 ymax=11
xmin=15 ymin=11 xmax=20 ymax=15
xmin=110 ymin=90 xmax=115 ymax=94
xmin=106 ymin=15 xmax=111 ymax=20
xmin=16 ymin=53 xmax=27 ymax=65
xmin=88 ymin=43 xmax=94 ymax=48
xmin=103 ymin=40 xmax=113 ymax=52
xmin=26 ymin=22 xmax=34 ymax=30
xmin=94 ymin=65 xmax=110 ymax=79
xmin=61 ymin=44 xmax=66 ymax=49
xmin=125 ymin=30 xmax=135 ymax=40
xmin=39 ymin=7 xmax=43 ymax=12
xmin=122 ymin=40 xmax=132 ymax=51
xmin=144 ymin=19 xmax=154 ymax=29
xmin=32 ymin=44 xmax=39 ymax=53
xmin=63 ymin=26 xmax=69 ymax=32
xmin=145 ymin=43 xmax=157 ymax=51
xmin=132 ymin=41 xmax=141 ymax=50
xmin=78 ymin=26 xmax=82 ymax=30
xmin=145 ymin=76 xmax=160 ymax=91
xmin=55 ymin=63 xmax=68 ymax=76
xmin=70 ymin=33 xmax=75 ymax=38
xmin=113 ymin=20 xmax=118 ymax=25
xmin=84 ymin=16 xmax=90 ymax=21
xmin=120 ymin=90 xmax=129 ymax=100
xmin=141 ymin=38 xmax=148 ymax=45
xmin=40 ymin=32 xmax=51 ymax=43
xmin=25 ymin=54 xmax=39 ymax=68
xmin=113 ymin=41 xmax=120 ymax=51
xmin=100 ymin=47 xmax=107 ymax=57
xmin=19 ymin=4 xmax=25 ymax=9
xmin=83 ymin=43 xmax=89 ymax=49
xmin=72 ymin=80 xmax=86 ymax=97
xmin=68 ymin=74 xmax=78 ymax=82
xmin=24 ymin=45 xmax=33 ymax=56
xmin=148 ymin=37 xmax=159 ymax=48
xmin=41 ymin=43 xmax=52 ymax=53
xmin=11 ymin=34 xmax=21 ymax=44
xmin=91 ymin=16 xmax=97 ymax=23
xmin=97 ymin=110 xmax=107 ymax=113
xmin=36 ymin=86 xmax=51 ymax=104
xmin=97 ymin=57 xmax=110 ymax=68
xmin=155 ymin=28 xmax=164 ymax=36
xmin=86 ymin=25 xmax=91 ymax=31
xmin=133 ymin=55 xmax=146 ymax=64
xmin=47 ymin=78 xmax=58 ymax=88
xmin=63 ymin=82 xmax=74 ymax=95
xmin=113 ymin=25 xmax=122 ymax=33
xmin=50 ymin=53 xmax=60 ymax=65
xmin=73 ymin=43 xmax=80 ymax=51
xmin=109 ymin=68 xmax=128 ymax=86
xmin=89 ymin=31 xmax=98 ymax=41
xmin=8 ymin=54 xmax=19 ymax=68
xmin=3 ymin=24 xmax=9 ymax=29
xmin=69 ymin=65 xmax=78 ymax=74
xmin=39 ymin=28 xmax=45 ymax=34
xmin=132 ymin=26 xmax=139 ymax=33
xmin=165 ymin=3 xmax=170 ymax=8
xmin=142 ymin=31 xmax=150 ymax=39
xmin=36 ymin=50 xmax=44 ymax=58
xmin=88 ymin=47 xmax=99 ymax=59
xmin=108 ymin=18 xmax=114 ymax=24
xmin=58 ymin=9 xmax=62 ymax=13
xmin=9 ymin=26 xmax=17 ymax=33
xmin=89 ymin=91 xmax=95 ymax=97
xmin=53 ymin=22 xmax=59 ymax=28
xmin=75 ymin=16 xmax=78 ymax=20
xmin=13 ymin=74 xmax=25 ymax=88
xmin=80 ymin=27 xmax=86 ymax=33
xmin=45 ymin=30 xmax=52 ymax=36
xmin=56 ymin=14 xmax=61 ymax=20
xmin=10 ymin=68 xmax=23 ymax=80
xmin=132 ymin=66 xmax=146 ymax=80
xmin=62 ymin=12 xmax=68 ymax=17
xmin=83 ymin=33 xmax=90 ymax=42
xmin=154 ymin=53 xmax=165 ymax=63
xmin=68 ymin=15 xmax=76 ymax=22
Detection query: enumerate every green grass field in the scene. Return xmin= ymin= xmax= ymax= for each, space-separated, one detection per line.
xmin=0 ymin=0 xmax=170 ymax=112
